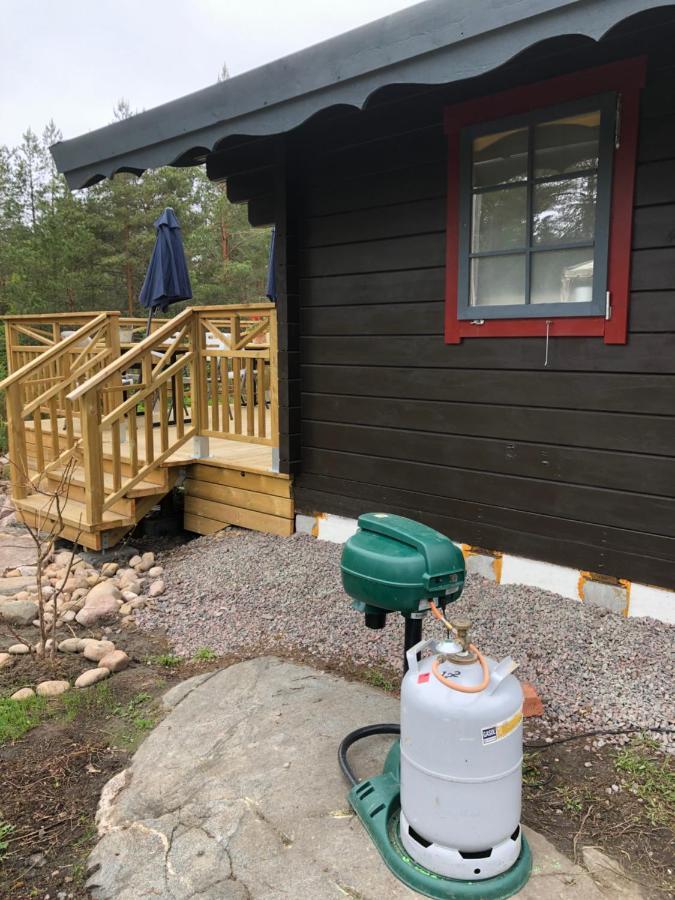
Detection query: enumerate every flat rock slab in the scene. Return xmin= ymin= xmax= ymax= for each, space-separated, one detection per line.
xmin=0 ymin=532 xmax=35 ymax=574
xmin=87 ymin=658 xmax=639 ymax=900
xmin=0 ymin=575 xmax=36 ymax=597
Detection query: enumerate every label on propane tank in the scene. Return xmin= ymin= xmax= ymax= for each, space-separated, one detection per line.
xmin=481 ymin=707 xmax=523 ymax=745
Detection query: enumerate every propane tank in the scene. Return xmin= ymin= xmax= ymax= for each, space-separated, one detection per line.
xmin=399 ymin=621 xmax=523 ymax=881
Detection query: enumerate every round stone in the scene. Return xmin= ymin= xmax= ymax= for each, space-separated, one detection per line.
xmin=75 ymin=667 xmax=111 ymax=688
xmin=36 ymin=680 xmax=70 ymax=697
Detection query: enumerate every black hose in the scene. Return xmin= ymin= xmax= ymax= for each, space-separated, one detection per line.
xmin=338 ymin=723 xmax=401 ymax=787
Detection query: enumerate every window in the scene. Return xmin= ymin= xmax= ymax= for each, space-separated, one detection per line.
xmin=444 ymin=59 xmax=646 ymax=344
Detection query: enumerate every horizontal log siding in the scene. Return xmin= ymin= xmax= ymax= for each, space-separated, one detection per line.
xmin=292 ymin=24 xmax=675 ymax=589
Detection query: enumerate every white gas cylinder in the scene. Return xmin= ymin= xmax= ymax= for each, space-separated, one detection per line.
xmin=399 ymin=637 xmax=524 ymax=880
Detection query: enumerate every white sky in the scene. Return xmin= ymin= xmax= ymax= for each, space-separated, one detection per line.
xmin=0 ymin=0 xmax=419 ymax=148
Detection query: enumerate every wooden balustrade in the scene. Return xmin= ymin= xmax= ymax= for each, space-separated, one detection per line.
xmin=1 ymin=303 xmax=279 ymax=531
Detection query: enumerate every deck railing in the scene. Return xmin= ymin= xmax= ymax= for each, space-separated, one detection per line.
xmin=1 ymin=312 xmax=121 ymax=503
xmin=0 ymin=304 xmax=280 ymax=529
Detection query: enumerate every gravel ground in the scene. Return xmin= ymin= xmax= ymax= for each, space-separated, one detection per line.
xmin=137 ymin=529 xmax=674 ymax=746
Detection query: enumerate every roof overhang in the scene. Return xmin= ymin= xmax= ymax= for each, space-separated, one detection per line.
xmin=51 ymin=0 xmax=673 ymax=190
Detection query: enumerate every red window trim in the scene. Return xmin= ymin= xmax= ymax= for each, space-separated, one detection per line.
xmin=444 ymin=57 xmax=646 ymax=345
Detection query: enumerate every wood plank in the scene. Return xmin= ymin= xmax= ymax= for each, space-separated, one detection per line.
xmin=631 ymin=247 xmax=675 ymax=292
xmin=184 ymin=512 xmax=231 ymax=535
xmin=299 ymin=445 xmax=675 ymax=538
xmin=15 ymin=494 xmax=132 ymax=532
xmin=301 ymin=232 xmax=445 ymax=278
xmin=301 ymin=267 xmax=444 ymax=307
xmin=635 ymin=159 xmax=675 ymax=206
xmin=304 ymin=197 xmax=447 ymax=248
xmin=184 ymin=495 xmax=294 ymax=537
xmin=301 ymin=392 xmax=675 ymax=457
xmin=190 ymin=463 xmax=292 ymax=497
xmin=15 ymin=509 xmax=103 ymax=550
xmin=630 ymin=292 xmax=675 ymax=333
xmin=185 ymin=478 xmax=293 ymax=518
xmin=632 ymin=204 xmax=675 ymax=250
xmin=300 ymin=333 xmax=675 ymax=373
xmin=301 ymin=364 xmax=675 ymax=415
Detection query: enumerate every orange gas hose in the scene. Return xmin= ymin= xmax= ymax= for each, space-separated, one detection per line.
xmin=428 ymin=601 xmax=490 ymax=693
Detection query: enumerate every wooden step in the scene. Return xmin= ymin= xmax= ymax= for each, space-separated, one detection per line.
xmin=14 ymin=494 xmax=134 ymax=533
xmin=45 ymin=465 xmax=166 ymax=499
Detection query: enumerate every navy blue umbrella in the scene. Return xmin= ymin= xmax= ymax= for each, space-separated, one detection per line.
xmin=139 ymin=208 xmax=192 ymax=332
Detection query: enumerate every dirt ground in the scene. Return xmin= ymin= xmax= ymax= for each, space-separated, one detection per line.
xmin=0 ymin=535 xmax=672 ymax=898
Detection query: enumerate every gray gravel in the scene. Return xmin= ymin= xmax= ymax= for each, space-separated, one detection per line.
xmin=137 ymin=529 xmax=674 ymax=746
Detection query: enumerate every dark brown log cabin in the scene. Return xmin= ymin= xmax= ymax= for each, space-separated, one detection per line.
xmin=53 ymin=2 xmax=675 ymax=590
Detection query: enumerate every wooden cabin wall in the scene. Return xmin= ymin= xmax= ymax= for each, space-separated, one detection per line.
xmin=288 ymin=16 xmax=675 ymax=590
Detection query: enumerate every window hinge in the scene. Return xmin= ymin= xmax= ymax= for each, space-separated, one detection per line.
xmin=470 ymin=319 xmax=485 ymax=325
xmin=615 ymin=95 xmax=622 ymax=149
xmin=605 ymin=291 xmax=612 ymax=321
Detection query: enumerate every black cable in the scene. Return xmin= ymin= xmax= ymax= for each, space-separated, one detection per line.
xmin=338 ymin=723 xmax=401 ymax=787
xmin=524 ymin=725 xmax=674 ymax=750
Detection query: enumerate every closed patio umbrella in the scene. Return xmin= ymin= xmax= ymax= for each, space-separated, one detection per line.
xmin=139 ymin=207 xmax=192 ymax=333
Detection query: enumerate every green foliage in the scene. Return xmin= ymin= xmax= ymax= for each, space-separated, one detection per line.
xmin=147 ymin=653 xmax=183 ymax=668
xmin=614 ymin=736 xmax=674 ymax=828
xmin=0 ymin=695 xmax=48 ymax=744
xmin=193 ymin=647 xmax=217 ymax=661
xmin=0 ymin=113 xmax=271 ymax=321
xmin=0 ymin=820 xmax=15 ymax=857
xmin=363 ymin=669 xmax=397 ymax=693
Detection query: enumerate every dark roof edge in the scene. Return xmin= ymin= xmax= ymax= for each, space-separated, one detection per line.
xmin=52 ymin=0 xmax=670 ymax=189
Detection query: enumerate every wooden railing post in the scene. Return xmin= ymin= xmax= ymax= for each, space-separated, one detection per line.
xmin=78 ymin=387 xmax=104 ymax=527
xmin=5 ymin=382 xmax=28 ymax=500
xmin=268 ymin=307 xmax=280 ymax=472
xmin=190 ymin=310 xmax=209 ymax=459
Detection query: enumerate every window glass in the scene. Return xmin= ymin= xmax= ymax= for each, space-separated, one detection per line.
xmin=472 ymin=127 xmax=528 ymax=188
xmin=531 ymin=249 xmax=594 ymax=304
xmin=534 ymin=111 xmax=600 ymax=177
xmin=533 ymin=174 xmax=597 ymax=244
xmin=471 ymin=187 xmax=527 ymax=251
xmin=470 ymin=255 xmax=527 ymax=307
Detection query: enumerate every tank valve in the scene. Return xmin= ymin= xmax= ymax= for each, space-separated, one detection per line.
xmin=446 ymin=617 xmax=478 ymax=665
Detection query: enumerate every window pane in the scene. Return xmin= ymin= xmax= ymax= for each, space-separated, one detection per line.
xmin=533 ymin=175 xmax=597 ymax=245
xmin=473 ymin=127 xmax=528 ymax=188
xmin=472 ymin=187 xmax=527 ymax=251
xmin=470 ymin=255 xmax=527 ymax=307
xmin=531 ymin=249 xmax=594 ymax=304
xmin=534 ymin=110 xmax=600 ymax=177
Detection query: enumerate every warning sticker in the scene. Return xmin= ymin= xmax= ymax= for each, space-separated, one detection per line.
xmin=482 ymin=707 xmax=523 ymax=745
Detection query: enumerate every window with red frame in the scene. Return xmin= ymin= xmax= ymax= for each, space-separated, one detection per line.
xmin=444 ymin=58 xmax=645 ymax=345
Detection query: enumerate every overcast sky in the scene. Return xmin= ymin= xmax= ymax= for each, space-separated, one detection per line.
xmin=0 ymin=0 xmax=419 ymax=148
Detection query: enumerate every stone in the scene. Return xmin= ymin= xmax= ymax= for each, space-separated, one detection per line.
xmin=0 ymin=576 xmax=37 ymax=598
xmin=121 ymin=589 xmax=138 ymax=602
xmin=118 ymin=575 xmax=142 ymax=594
xmin=522 ymin=682 xmax=544 ymax=717
xmin=71 ymin=587 xmax=88 ymax=602
xmin=148 ymin=566 xmax=164 ymax=578
xmin=121 ymin=615 xmax=135 ymax=626
xmin=1 ymin=599 xmax=38 ymax=625
xmin=82 ymin=640 xmax=116 ymax=662
xmin=5 ymin=567 xmax=21 ymax=577
xmin=0 ymin=532 xmax=35 ymax=573
xmin=86 ymin=658 xmax=622 ymax=900
xmin=101 ymin=562 xmax=119 ymax=577
xmin=11 ymin=687 xmax=35 ymax=701
xmin=17 ymin=564 xmax=38 ymax=577
xmin=86 ymin=582 xmax=122 ymax=607
xmin=64 ymin=575 xmax=89 ymax=593
xmin=54 ymin=550 xmax=81 ymax=568
xmin=0 ymin=652 xmax=15 ymax=669
xmin=59 ymin=638 xmax=82 ymax=653
xmin=98 ymin=650 xmax=129 ymax=673
xmin=129 ymin=598 xmax=146 ymax=610
xmin=76 ymin=598 xmax=120 ymax=626
xmin=87 ymin=574 xmax=103 ymax=587
xmin=128 ymin=555 xmax=142 ymax=569
xmin=37 ymin=679 xmax=70 ymax=697
xmin=118 ymin=603 xmax=132 ymax=616
xmin=33 ymin=639 xmax=56 ymax=654
xmin=62 ymin=609 xmax=77 ymax=623
xmin=75 ymin=667 xmax=110 ymax=689
xmin=148 ymin=580 xmax=165 ymax=598
xmin=8 ymin=643 xmax=30 ymax=654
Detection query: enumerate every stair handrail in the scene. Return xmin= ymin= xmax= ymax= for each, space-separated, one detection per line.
xmin=0 ymin=312 xmax=113 ymax=391
xmin=66 ymin=307 xmax=194 ymax=403
xmin=67 ymin=306 xmax=197 ymax=527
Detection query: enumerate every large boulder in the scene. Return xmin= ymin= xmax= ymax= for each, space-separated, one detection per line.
xmin=0 ymin=599 xmax=38 ymax=626
xmin=85 ymin=582 xmax=122 ymax=607
xmin=76 ymin=599 xmax=119 ymax=627
xmin=82 ymin=640 xmax=116 ymax=662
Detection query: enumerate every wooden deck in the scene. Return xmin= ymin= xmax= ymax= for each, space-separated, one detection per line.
xmin=2 ymin=306 xmax=293 ymax=549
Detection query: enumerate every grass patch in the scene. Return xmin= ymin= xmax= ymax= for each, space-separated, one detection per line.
xmin=193 ymin=648 xmax=217 ymax=661
xmin=614 ymin=736 xmax=675 ymax=828
xmin=553 ymin=785 xmax=587 ymax=815
xmin=363 ymin=669 xmax=397 ymax=693
xmin=147 ymin=653 xmax=182 ymax=668
xmin=0 ymin=696 xmax=48 ymax=744
xmin=60 ymin=683 xmax=118 ymax=721
xmin=0 ymin=820 xmax=15 ymax=857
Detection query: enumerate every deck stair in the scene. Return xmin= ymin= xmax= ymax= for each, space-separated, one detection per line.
xmin=1 ymin=306 xmax=291 ymax=550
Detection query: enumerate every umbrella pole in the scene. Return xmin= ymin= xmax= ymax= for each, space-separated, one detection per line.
xmin=145 ymin=305 xmax=155 ymax=338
